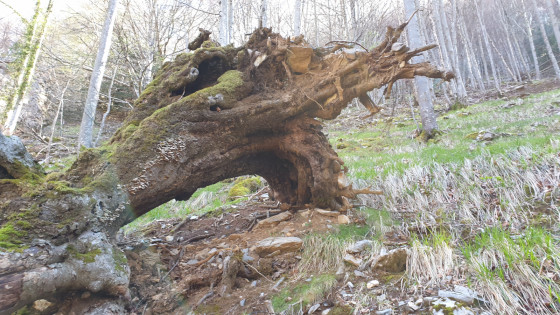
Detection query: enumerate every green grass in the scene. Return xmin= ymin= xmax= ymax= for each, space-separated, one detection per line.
xmin=332 ymin=89 xmax=560 ymax=179
xmin=271 ymin=274 xmax=337 ymax=313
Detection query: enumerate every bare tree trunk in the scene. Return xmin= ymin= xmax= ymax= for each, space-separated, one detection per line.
xmin=531 ymin=0 xmax=560 ymax=79
xmin=522 ymin=0 xmax=541 ymax=80
xmin=259 ymin=0 xmax=267 ymax=28
xmin=94 ymin=67 xmax=118 ymax=147
xmin=228 ymin=0 xmax=233 ymax=43
xmin=313 ymin=0 xmax=318 ymax=45
xmin=294 ymin=0 xmax=302 ymax=36
xmin=404 ymin=0 xmax=438 ymax=139
xmin=475 ymin=0 xmax=501 ymax=92
xmin=431 ymin=0 xmax=457 ymax=97
xmin=447 ymin=0 xmax=467 ymax=98
xmin=545 ymin=0 xmax=560 ymax=54
xmin=459 ymin=15 xmax=484 ymax=90
xmin=78 ymin=0 xmax=119 ymax=148
xmin=219 ymin=0 xmax=228 ymax=45
xmin=45 ymin=80 xmax=70 ymax=164
xmin=349 ymin=0 xmax=357 ymax=40
xmin=4 ymin=0 xmax=52 ymax=135
xmin=339 ymin=0 xmax=348 ymax=39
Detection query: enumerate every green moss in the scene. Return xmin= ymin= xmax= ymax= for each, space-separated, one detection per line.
xmin=0 ymin=223 xmax=26 ymax=249
xmin=67 ymin=245 xmax=102 ymax=264
xmin=175 ymin=70 xmax=246 ymax=110
xmin=228 ymin=176 xmax=262 ymax=199
xmin=112 ymin=248 xmax=128 ymax=273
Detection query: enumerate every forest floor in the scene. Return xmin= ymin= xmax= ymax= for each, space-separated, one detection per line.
xmin=19 ymin=79 xmax=560 ymax=314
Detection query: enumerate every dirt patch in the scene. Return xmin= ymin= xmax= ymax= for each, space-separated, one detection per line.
xmin=121 ymin=199 xmax=344 ymax=314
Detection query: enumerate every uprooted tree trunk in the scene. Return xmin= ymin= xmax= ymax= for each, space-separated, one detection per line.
xmin=0 ymin=23 xmax=453 ymax=314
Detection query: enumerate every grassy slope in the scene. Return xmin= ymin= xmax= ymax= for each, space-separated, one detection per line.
xmin=330 ymin=89 xmax=560 ymax=313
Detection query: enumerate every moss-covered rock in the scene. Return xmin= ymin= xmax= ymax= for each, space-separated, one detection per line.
xmin=228 ymin=176 xmax=263 ymax=199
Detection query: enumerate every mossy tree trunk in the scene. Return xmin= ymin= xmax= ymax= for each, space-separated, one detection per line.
xmin=0 ymin=24 xmax=453 ymax=314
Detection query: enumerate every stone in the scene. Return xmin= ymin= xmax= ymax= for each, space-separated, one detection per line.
xmin=375 ymin=309 xmax=392 ymax=315
xmin=343 ymin=253 xmax=362 ymax=267
xmin=308 ymin=303 xmax=321 ymax=314
xmin=438 ymin=285 xmax=476 ymax=305
xmin=242 ymin=248 xmax=255 ymax=263
xmin=337 ymin=215 xmax=351 ymax=224
xmin=315 ymin=209 xmax=340 ymax=217
xmin=33 ymin=299 xmax=52 ymax=311
xmin=254 ymin=237 xmax=303 ymax=256
xmin=347 ymin=240 xmax=373 ymax=254
xmin=372 ymin=248 xmax=408 ymax=273
xmin=240 ymin=299 xmax=246 ymax=307
xmin=354 ymin=270 xmax=366 ymax=277
xmin=254 ymin=211 xmax=292 ymax=229
xmin=165 ymin=236 xmax=174 ymax=242
xmin=367 ymin=280 xmax=380 ymax=288
xmin=186 ymin=259 xmax=199 ymax=265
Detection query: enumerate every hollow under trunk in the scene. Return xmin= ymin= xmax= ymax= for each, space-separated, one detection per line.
xmin=0 ymin=24 xmax=452 ymax=314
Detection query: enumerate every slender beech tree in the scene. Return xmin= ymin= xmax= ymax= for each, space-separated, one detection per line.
xmin=294 ymin=0 xmax=302 ymax=36
xmin=2 ymin=0 xmax=52 ymax=135
xmin=530 ymin=0 xmax=560 ymax=79
xmin=403 ymin=0 xmax=438 ymax=139
xmin=545 ymin=0 xmax=560 ymax=54
xmin=219 ymin=0 xmax=228 ymax=45
xmin=78 ymin=0 xmax=120 ymax=148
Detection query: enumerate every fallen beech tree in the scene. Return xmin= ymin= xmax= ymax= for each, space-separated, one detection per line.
xmin=0 ymin=22 xmax=452 ymax=314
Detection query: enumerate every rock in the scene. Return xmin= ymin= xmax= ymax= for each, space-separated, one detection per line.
xmin=432 ymin=297 xmax=457 ymax=309
xmin=308 ymin=303 xmax=321 ymax=314
xmin=372 ymin=248 xmax=408 ymax=273
xmin=337 ymin=215 xmax=351 ymax=224
xmin=33 ymin=299 xmax=52 ymax=311
xmin=165 ymin=235 xmax=174 ymax=242
xmin=366 ymin=280 xmax=380 ymax=288
xmin=186 ymin=259 xmax=199 ymax=265
xmin=375 ymin=309 xmax=392 ymax=315
xmin=254 ymin=237 xmax=302 ymax=256
xmin=240 ymin=299 xmax=246 ymax=307
xmin=347 ymin=240 xmax=373 ymax=254
xmin=391 ymin=42 xmax=406 ymax=52
xmin=322 ymin=309 xmax=331 ymax=315
xmin=315 ymin=209 xmax=340 ymax=217
xmin=343 ymin=253 xmax=362 ymax=267
xmin=354 ymin=270 xmax=366 ymax=277
xmin=438 ymin=285 xmax=477 ymax=305
xmin=254 ymin=211 xmax=293 ymax=229
xmin=241 ymin=248 xmax=255 ymax=263
xmin=407 ymin=301 xmax=419 ymax=311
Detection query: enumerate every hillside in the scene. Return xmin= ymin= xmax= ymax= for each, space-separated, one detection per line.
xmin=103 ymin=83 xmax=560 ymax=315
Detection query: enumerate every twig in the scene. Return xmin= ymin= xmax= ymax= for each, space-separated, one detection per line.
xmin=325 ymin=40 xmax=369 ymax=53
xmin=196 ymin=282 xmax=215 ymax=307
xmin=160 ymin=247 xmax=185 ymax=282
xmin=243 ymin=261 xmax=274 ymax=283
xmin=185 ymin=233 xmax=215 ymax=244
xmin=404 ymin=9 xmax=421 ymax=26
xmin=303 ymin=92 xmax=324 ymax=110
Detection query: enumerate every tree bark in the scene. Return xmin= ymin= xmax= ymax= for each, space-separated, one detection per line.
xmin=3 ymin=0 xmax=52 ymax=136
xmin=545 ymin=0 xmax=560 ymax=55
xmin=0 ymin=26 xmax=452 ymax=314
xmin=531 ymin=0 xmax=560 ymax=79
xmin=78 ymin=0 xmax=119 ymax=148
xmin=404 ymin=0 xmax=439 ymax=139
xmin=294 ymin=0 xmax=302 ymax=36
xmin=475 ymin=0 xmax=501 ymax=92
